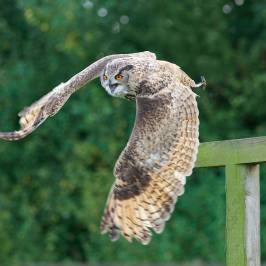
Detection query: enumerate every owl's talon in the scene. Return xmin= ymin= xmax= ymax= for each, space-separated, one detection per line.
xmin=193 ymin=76 xmax=206 ymax=89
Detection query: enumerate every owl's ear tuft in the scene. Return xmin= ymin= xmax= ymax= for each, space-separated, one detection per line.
xmin=119 ymin=65 xmax=134 ymax=73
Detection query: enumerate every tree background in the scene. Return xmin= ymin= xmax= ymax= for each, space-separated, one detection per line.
xmin=0 ymin=0 xmax=265 ymax=265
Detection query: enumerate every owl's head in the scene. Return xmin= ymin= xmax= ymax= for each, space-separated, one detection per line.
xmin=100 ymin=58 xmax=155 ymax=99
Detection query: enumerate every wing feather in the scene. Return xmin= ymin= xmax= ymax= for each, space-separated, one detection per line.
xmin=101 ymin=83 xmax=199 ymax=244
xmin=0 ymin=52 xmax=156 ymax=141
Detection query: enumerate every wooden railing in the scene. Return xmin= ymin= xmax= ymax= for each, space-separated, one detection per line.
xmin=196 ymin=136 xmax=266 ymax=266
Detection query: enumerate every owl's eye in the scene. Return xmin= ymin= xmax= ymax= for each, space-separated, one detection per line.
xmin=115 ymin=74 xmax=123 ymax=80
xmin=103 ymin=75 xmax=108 ymax=81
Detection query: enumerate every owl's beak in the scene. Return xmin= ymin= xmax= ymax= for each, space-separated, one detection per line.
xmin=109 ymin=82 xmax=119 ymax=93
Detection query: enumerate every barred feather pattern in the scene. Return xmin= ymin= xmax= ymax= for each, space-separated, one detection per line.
xmin=100 ymin=82 xmax=199 ymax=245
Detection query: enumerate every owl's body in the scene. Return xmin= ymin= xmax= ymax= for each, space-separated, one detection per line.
xmin=0 ymin=51 xmax=205 ymax=244
xmin=100 ymin=58 xmax=200 ymax=243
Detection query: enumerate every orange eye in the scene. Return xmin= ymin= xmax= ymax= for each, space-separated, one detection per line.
xmin=103 ymin=75 xmax=108 ymax=80
xmin=115 ymin=74 xmax=123 ymax=80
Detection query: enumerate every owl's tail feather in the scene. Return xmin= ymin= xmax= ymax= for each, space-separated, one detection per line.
xmin=100 ymin=172 xmax=186 ymax=245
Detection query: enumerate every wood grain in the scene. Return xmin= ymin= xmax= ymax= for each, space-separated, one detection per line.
xmin=245 ymin=164 xmax=260 ymax=266
xmin=224 ymin=164 xmax=260 ymax=266
xmin=225 ymin=164 xmax=247 ymax=266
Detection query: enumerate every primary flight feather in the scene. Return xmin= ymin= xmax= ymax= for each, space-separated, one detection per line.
xmin=0 ymin=51 xmax=206 ymax=244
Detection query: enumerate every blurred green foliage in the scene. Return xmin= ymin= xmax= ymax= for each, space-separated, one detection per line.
xmin=0 ymin=0 xmax=266 ymax=265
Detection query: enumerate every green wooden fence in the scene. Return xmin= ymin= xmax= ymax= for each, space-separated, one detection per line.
xmin=196 ymin=136 xmax=266 ymax=266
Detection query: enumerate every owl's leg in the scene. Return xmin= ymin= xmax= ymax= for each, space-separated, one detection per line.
xmin=193 ymin=76 xmax=206 ymax=89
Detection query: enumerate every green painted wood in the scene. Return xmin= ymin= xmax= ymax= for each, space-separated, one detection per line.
xmin=196 ymin=136 xmax=266 ymax=168
xmin=225 ymin=164 xmax=247 ymax=266
xmin=195 ymin=137 xmax=262 ymax=265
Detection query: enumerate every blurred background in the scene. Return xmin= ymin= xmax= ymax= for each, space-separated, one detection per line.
xmin=0 ymin=0 xmax=266 ymax=265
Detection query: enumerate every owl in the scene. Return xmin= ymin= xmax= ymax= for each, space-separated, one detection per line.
xmin=0 ymin=51 xmax=206 ymax=244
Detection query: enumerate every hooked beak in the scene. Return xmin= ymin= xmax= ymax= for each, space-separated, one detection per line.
xmin=109 ymin=81 xmax=119 ymax=93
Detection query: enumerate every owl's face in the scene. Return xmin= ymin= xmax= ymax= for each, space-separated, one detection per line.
xmin=100 ymin=58 xmax=145 ymax=99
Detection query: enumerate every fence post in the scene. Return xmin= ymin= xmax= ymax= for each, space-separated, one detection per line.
xmin=225 ymin=164 xmax=260 ymax=266
xmin=245 ymin=164 xmax=260 ymax=266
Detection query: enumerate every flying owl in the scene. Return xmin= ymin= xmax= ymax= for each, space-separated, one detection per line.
xmin=0 ymin=51 xmax=206 ymax=244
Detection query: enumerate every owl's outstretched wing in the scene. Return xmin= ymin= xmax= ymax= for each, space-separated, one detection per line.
xmin=100 ymin=84 xmax=199 ymax=244
xmin=0 ymin=83 xmax=73 ymax=140
xmin=0 ymin=51 xmax=156 ymax=141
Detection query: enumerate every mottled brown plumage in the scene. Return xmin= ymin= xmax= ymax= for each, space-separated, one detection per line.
xmin=100 ymin=62 xmax=200 ymax=244
xmin=0 ymin=51 xmax=205 ymax=245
